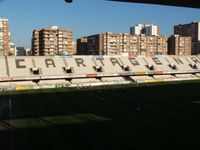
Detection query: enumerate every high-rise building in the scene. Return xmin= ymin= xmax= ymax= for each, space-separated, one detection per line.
xmin=32 ymin=26 xmax=74 ymax=56
xmin=139 ymin=34 xmax=168 ymax=55
xmin=77 ymin=33 xmax=168 ymax=56
xmin=130 ymin=24 xmax=144 ymax=35
xmin=174 ymin=22 xmax=200 ymax=54
xmin=77 ymin=33 xmax=123 ymax=55
xmin=16 ymin=47 xmax=26 ymax=56
xmin=168 ymin=34 xmax=192 ymax=55
xmin=0 ymin=18 xmax=10 ymax=56
xmin=123 ymin=34 xmax=168 ymax=56
xmin=9 ymin=42 xmax=16 ymax=56
xmin=77 ymin=37 xmax=88 ymax=55
xmin=130 ymin=24 xmax=160 ymax=36
xmin=72 ymin=41 xmax=77 ymax=55
xmin=123 ymin=33 xmax=140 ymax=56
xmin=25 ymin=48 xmax=32 ymax=56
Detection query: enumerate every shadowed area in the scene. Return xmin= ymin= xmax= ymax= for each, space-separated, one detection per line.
xmin=0 ymin=82 xmax=200 ymax=150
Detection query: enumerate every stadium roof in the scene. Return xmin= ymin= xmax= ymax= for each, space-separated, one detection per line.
xmin=64 ymin=0 xmax=200 ymax=8
xmin=108 ymin=0 xmax=200 ymax=8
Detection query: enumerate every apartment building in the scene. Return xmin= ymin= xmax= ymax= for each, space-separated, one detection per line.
xmin=168 ymin=34 xmax=192 ymax=55
xmin=9 ymin=42 xmax=16 ymax=56
xmin=130 ymin=24 xmax=160 ymax=36
xmin=77 ymin=33 xmax=123 ymax=55
xmin=138 ymin=34 xmax=168 ymax=55
xmin=32 ymin=26 xmax=74 ymax=56
xmin=157 ymin=36 xmax=168 ymax=55
xmin=0 ymin=18 xmax=10 ymax=56
xmin=77 ymin=37 xmax=88 ymax=55
xmin=102 ymin=33 xmax=123 ymax=55
xmin=87 ymin=34 xmax=104 ymax=55
xmin=174 ymin=22 xmax=200 ymax=54
xmin=77 ymin=33 xmax=168 ymax=56
xmin=72 ymin=41 xmax=77 ymax=55
xmin=16 ymin=47 xmax=26 ymax=56
xmin=123 ymin=34 xmax=140 ymax=56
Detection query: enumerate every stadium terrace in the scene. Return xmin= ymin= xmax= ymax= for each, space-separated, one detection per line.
xmin=0 ymin=55 xmax=200 ymax=92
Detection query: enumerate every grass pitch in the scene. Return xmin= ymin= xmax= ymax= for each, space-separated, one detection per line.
xmin=0 ymin=81 xmax=200 ymax=150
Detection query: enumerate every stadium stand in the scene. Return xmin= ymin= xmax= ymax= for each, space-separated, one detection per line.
xmin=0 ymin=55 xmax=200 ymax=92
xmin=0 ymin=57 xmax=9 ymax=78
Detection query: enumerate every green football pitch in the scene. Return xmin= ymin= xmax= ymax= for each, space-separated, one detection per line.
xmin=0 ymin=81 xmax=200 ymax=150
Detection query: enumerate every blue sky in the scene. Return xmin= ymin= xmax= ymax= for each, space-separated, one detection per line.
xmin=0 ymin=0 xmax=199 ymax=48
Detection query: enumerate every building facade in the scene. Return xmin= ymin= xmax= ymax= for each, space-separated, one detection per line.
xmin=77 ymin=33 xmax=123 ymax=55
xmin=100 ymin=32 xmax=123 ymax=55
xmin=0 ymin=18 xmax=10 ymax=56
xmin=174 ymin=22 xmax=200 ymax=54
xmin=130 ymin=24 xmax=160 ymax=36
xmin=32 ymin=26 xmax=74 ymax=56
xmin=16 ymin=47 xmax=26 ymax=56
xmin=77 ymin=37 xmax=88 ymax=55
xmin=168 ymin=35 xmax=192 ymax=55
xmin=77 ymin=33 xmax=168 ymax=56
xmin=9 ymin=42 xmax=16 ymax=56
